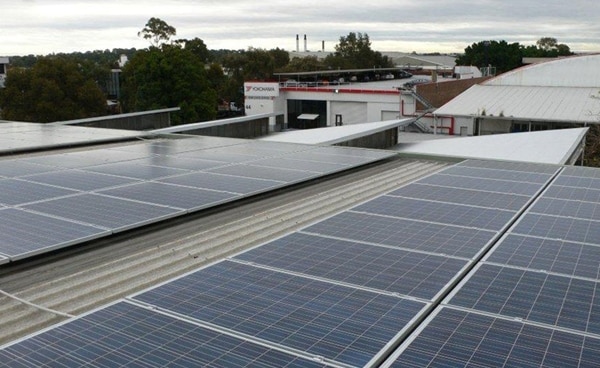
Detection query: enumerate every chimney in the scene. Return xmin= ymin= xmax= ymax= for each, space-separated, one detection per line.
xmin=304 ymin=34 xmax=307 ymax=52
xmin=322 ymin=40 xmax=325 ymax=52
xmin=296 ymin=34 xmax=299 ymax=52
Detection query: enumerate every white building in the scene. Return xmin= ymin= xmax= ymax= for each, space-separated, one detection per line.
xmin=0 ymin=57 xmax=9 ymax=88
xmin=434 ymin=54 xmax=600 ymax=135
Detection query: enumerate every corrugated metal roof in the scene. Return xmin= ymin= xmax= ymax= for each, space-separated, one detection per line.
xmin=485 ymin=54 xmax=600 ymax=88
xmin=434 ymin=85 xmax=600 ymax=123
xmin=395 ymin=127 xmax=588 ymax=165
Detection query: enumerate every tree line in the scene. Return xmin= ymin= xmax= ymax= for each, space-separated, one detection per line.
xmin=0 ymin=17 xmax=578 ymax=126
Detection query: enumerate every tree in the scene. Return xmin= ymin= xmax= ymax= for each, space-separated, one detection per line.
xmin=324 ymin=32 xmax=394 ymax=70
xmin=120 ymin=44 xmax=217 ymax=124
xmin=138 ymin=17 xmax=176 ymax=47
xmin=0 ymin=57 xmax=107 ymax=122
xmin=456 ymin=40 xmax=523 ymax=74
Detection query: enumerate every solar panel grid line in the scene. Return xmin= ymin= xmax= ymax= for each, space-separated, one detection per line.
xmin=385 ymin=192 xmax=524 ymax=213
xmin=510 ymin=213 xmax=600 ymax=246
xmin=528 ymin=197 xmax=600 ymax=222
xmin=457 ymin=159 xmax=560 ymax=175
xmin=438 ymin=165 xmax=554 ymax=184
xmin=158 ymin=171 xmax=286 ymax=196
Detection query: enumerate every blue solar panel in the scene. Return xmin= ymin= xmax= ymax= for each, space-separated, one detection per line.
xmin=384 ymin=307 xmax=600 ymax=368
xmin=561 ymin=166 xmax=600 ymax=179
xmin=486 ymin=234 xmax=600 ymax=280
xmin=235 ymin=232 xmax=468 ymax=300
xmin=23 ymin=194 xmax=182 ymax=231
xmin=448 ymin=264 xmax=600 ymax=334
xmin=126 ymin=156 xmax=227 ymax=171
xmin=543 ymin=185 xmax=600 ymax=203
xmin=354 ymin=196 xmax=517 ymax=231
xmin=0 ymin=301 xmax=330 ymax=368
xmin=0 ymin=208 xmax=107 ymax=260
xmin=158 ymin=171 xmax=284 ymax=195
xmin=207 ymin=164 xmax=319 ymax=182
xmin=389 ymin=183 xmax=531 ymax=211
xmin=511 ymin=213 xmax=600 ymax=245
xmin=24 ymin=170 xmax=139 ymax=191
xmin=553 ymin=175 xmax=600 ymax=189
xmin=440 ymin=165 xmax=553 ymax=184
xmin=132 ymin=260 xmax=428 ymax=367
xmin=0 ymin=160 xmax=57 ymax=178
xmin=458 ymin=159 xmax=559 ymax=174
xmin=417 ymin=174 xmax=544 ymax=196
xmin=247 ymin=157 xmax=350 ymax=173
xmin=304 ymin=211 xmax=497 ymax=259
xmin=98 ymin=182 xmax=237 ymax=211
xmin=83 ymin=162 xmax=190 ymax=180
xmin=530 ymin=197 xmax=600 ymax=221
xmin=0 ymin=179 xmax=77 ymax=206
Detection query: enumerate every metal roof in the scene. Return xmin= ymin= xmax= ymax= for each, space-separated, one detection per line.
xmin=485 ymin=53 xmax=600 ymax=88
xmin=434 ymin=84 xmax=600 ymax=123
xmin=394 ymin=127 xmax=588 ymax=165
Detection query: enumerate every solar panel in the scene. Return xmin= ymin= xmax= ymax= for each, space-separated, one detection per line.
xmin=23 ymin=193 xmax=182 ymax=231
xmin=235 ymin=232 xmax=468 ymax=300
xmin=417 ymin=174 xmax=544 ymax=196
xmin=353 ymin=196 xmax=517 ymax=231
xmin=0 ymin=208 xmax=107 ymax=260
xmin=83 ymin=162 xmax=191 ymax=180
xmin=131 ymin=260 xmax=428 ymax=367
xmin=246 ymin=157 xmax=350 ymax=173
xmin=0 ymin=160 xmax=57 ymax=178
xmin=388 ymin=183 xmax=531 ymax=211
xmin=511 ymin=213 xmax=600 ymax=245
xmin=0 ymin=301 xmax=331 ymax=368
xmin=0 ymin=179 xmax=77 ymax=206
xmin=383 ymin=307 xmax=600 ymax=368
xmin=22 ymin=148 xmax=151 ymax=169
xmin=303 ymin=211 xmax=497 ymax=259
xmin=457 ymin=159 xmax=559 ymax=174
xmin=98 ymin=182 xmax=237 ymax=211
xmin=124 ymin=156 xmax=227 ymax=171
xmin=158 ymin=171 xmax=284 ymax=195
xmin=23 ymin=170 xmax=139 ymax=191
xmin=485 ymin=234 xmax=600 ymax=280
xmin=447 ymin=264 xmax=600 ymax=334
xmin=207 ymin=164 xmax=320 ymax=182
xmin=553 ymin=175 xmax=600 ymax=189
xmin=440 ymin=165 xmax=553 ymax=184
xmin=543 ymin=185 xmax=600 ymax=203
xmin=562 ymin=165 xmax=600 ymax=179
xmin=529 ymin=197 xmax=600 ymax=221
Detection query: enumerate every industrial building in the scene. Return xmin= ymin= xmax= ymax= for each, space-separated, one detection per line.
xmin=1 ymin=53 xmax=600 ymax=367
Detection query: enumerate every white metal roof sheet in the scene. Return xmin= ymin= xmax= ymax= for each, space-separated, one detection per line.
xmin=434 ymin=85 xmax=600 ymax=123
xmin=485 ymin=54 xmax=600 ymax=88
xmin=395 ymin=127 xmax=588 ymax=165
xmin=260 ymin=119 xmax=414 ymax=145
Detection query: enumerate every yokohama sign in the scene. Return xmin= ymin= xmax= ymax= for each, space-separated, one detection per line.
xmin=244 ymin=82 xmax=279 ymax=97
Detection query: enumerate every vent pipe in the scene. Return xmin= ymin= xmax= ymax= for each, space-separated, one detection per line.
xmin=304 ymin=34 xmax=307 ymax=52
xmin=296 ymin=34 xmax=299 ymax=52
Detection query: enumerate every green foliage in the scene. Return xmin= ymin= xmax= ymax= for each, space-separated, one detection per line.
xmin=138 ymin=17 xmax=176 ymax=47
xmin=324 ymin=32 xmax=394 ymax=70
xmin=456 ymin=40 xmax=523 ymax=74
xmin=281 ymin=56 xmax=325 ymax=73
xmin=522 ymin=37 xmax=573 ymax=57
xmin=0 ymin=57 xmax=107 ymax=122
xmin=120 ymin=44 xmax=217 ymax=124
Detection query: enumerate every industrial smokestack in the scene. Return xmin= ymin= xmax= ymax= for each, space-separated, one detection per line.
xmin=296 ymin=34 xmax=299 ymax=52
xmin=304 ymin=34 xmax=307 ymax=52
xmin=322 ymin=40 xmax=325 ymax=52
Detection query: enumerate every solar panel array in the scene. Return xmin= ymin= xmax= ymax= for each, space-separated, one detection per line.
xmin=0 ymin=121 xmax=143 ymax=153
xmin=386 ymin=164 xmax=600 ymax=367
xmin=0 ymin=137 xmax=395 ymax=264
xmin=1 ymin=158 xmax=569 ymax=367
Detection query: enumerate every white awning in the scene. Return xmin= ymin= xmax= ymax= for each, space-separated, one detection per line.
xmin=297 ymin=114 xmax=319 ymax=120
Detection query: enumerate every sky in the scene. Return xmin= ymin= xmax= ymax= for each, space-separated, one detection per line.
xmin=2 ymin=0 xmax=600 ymax=56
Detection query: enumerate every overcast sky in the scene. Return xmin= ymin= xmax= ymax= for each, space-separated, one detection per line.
xmin=2 ymin=0 xmax=600 ymax=56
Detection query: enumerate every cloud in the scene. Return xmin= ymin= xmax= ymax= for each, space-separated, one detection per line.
xmin=2 ymin=0 xmax=600 ymax=55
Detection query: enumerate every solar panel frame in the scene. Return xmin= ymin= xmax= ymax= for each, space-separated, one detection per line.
xmin=0 ymin=160 xmax=58 ymax=178
xmin=529 ymin=196 xmax=600 ymax=221
xmin=158 ymin=171 xmax=285 ymax=195
xmin=457 ymin=159 xmax=560 ymax=174
xmin=206 ymin=163 xmax=321 ymax=182
xmin=416 ymin=174 xmax=545 ymax=196
xmin=82 ymin=162 xmax=192 ymax=180
xmin=439 ymin=165 xmax=553 ymax=184
xmin=510 ymin=213 xmax=600 ymax=245
xmin=22 ymin=169 xmax=140 ymax=191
